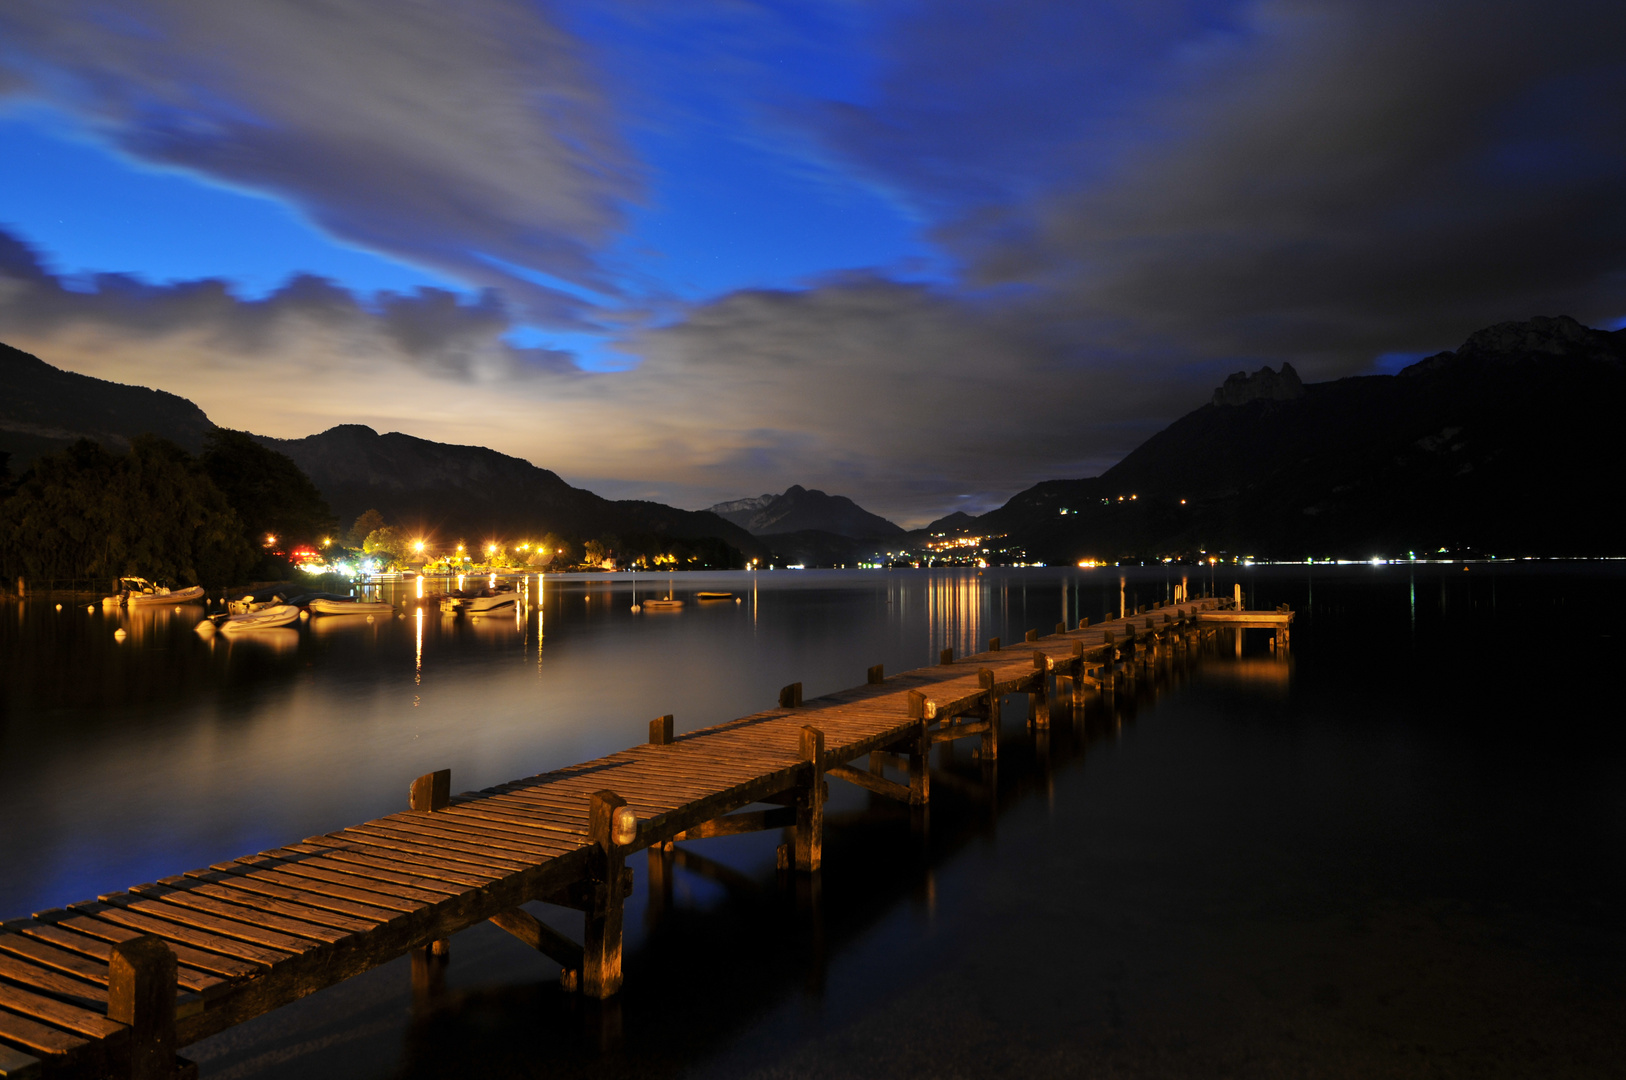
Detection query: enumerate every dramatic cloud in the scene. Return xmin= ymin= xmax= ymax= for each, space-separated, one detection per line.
xmin=815 ymin=0 xmax=1626 ymax=365
xmin=1 ymin=230 xmax=1181 ymax=523
xmin=6 ymin=0 xmax=1625 ymax=526
xmin=0 ymin=0 xmax=638 ymax=323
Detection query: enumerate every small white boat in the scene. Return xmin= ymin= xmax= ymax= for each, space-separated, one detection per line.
xmin=439 ymin=583 xmax=519 ymax=614
xmin=642 ymin=597 xmax=684 ymax=609
xmin=307 ymin=598 xmax=395 ymax=616
xmin=218 ymin=604 xmax=302 ymax=633
xmin=102 ymin=577 xmax=205 ymax=607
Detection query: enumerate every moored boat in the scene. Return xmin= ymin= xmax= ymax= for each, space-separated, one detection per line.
xmin=216 ymin=604 xmax=302 ymax=633
xmin=307 ymin=598 xmax=395 ymax=616
xmin=102 ymin=577 xmax=206 ymax=607
xmin=641 ymin=597 xmax=684 ymax=609
xmin=696 ymin=591 xmax=733 ymax=600
xmin=439 ymin=583 xmax=519 ymax=614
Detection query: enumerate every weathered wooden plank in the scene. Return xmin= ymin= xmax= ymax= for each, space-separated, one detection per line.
xmin=127 ymin=885 xmax=355 ymax=945
xmin=20 ymin=914 xmax=258 ymax=982
xmin=0 ymin=934 xmax=110 ymax=989
xmin=174 ymin=870 xmax=400 ymax=928
xmin=0 ymin=980 xmax=122 ymax=1041
xmin=0 ymin=1005 xmax=89 ymax=1058
xmin=55 ymin=904 xmax=291 ymax=970
xmin=0 ymin=952 xmax=105 ymax=1010
xmin=97 ymin=893 xmax=316 ymax=954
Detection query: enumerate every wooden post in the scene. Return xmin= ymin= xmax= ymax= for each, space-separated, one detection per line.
xmin=1031 ymin=650 xmax=1050 ymax=729
xmin=1234 ymin=583 xmax=1243 ymax=609
xmin=1119 ymin=576 xmax=1126 ymax=619
xmin=988 ymin=636 xmax=1001 ymax=652
xmin=1025 ymin=628 xmax=1038 ymax=643
xmin=409 ymin=769 xmax=450 ymax=812
xmin=939 ymin=647 xmax=954 ymax=665
xmin=908 ymin=715 xmax=930 ymax=806
xmin=1079 ymin=616 xmax=1089 ymax=629
xmin=978 ymin=668 xmax=999 ymax=761
xmin=584 ymin=790 xmax=629 ymax=999
xmin=408 ymin=769 xmax=452 ymax=962
xmin=779 ymin=682 xmax=802 ymax=708
xmin=649 ymin=714 xmax=674 ymax=745
xmin=108 ymin=936 xmax=177 ymax=1080
xmin=795 ymin=727 xmax=826 ymax=872
xmin=1055 ymin=621 xmax=1066 ymax=635
xmin=867 ymin=664 xmax=884 ymax=685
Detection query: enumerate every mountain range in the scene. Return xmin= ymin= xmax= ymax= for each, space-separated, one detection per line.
xmin=5 ymin=314 xmax=1622 ymax=565
xmin=0 ymin=342 xmax=768 ymax=562
xmin=937 ymin=315 xmax=1625 ymax=560
xmin=709 ymin=486 xmax=904 ymax=538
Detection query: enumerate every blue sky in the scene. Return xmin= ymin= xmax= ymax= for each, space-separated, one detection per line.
xmin=2 ymin=0 xmax=1623 ymax=523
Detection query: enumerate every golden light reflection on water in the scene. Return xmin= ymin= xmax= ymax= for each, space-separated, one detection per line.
xmin=924 ymin=571 xmax=983 ymax=657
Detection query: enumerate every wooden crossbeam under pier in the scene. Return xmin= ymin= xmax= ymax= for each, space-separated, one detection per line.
xmin=0 ymin=594 xmax=1286 ymax=1078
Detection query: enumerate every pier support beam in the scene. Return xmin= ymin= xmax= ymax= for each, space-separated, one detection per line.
xmin=584 ymin=790 xmax=631 ymax=999
xmin=108 ymin=936 xmax=179 ymax=1080
xmin=979 ymin=668 xmax=1000 ymax=761
xmin=905 ymin=695 xmax=931 ymax=806
xmin=795 ymin=726 xmax=826 ymax=871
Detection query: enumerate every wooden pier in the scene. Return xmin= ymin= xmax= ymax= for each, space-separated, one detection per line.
xmin=0 ymin=593 xmax=1289 ymax=1079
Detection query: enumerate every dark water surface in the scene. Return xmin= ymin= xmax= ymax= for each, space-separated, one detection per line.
xmin=3 ymin=565 xmax=1623 ymax=1078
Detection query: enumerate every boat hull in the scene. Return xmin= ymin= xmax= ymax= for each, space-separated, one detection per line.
xmin=219 ymin=604 xmax=302 ymax=632
xmin=308 ymin=598 xmax=394 ymax=616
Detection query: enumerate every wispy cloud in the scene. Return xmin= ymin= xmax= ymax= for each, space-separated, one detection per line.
xmin=0 ymin=0 xmax=640 ymax=324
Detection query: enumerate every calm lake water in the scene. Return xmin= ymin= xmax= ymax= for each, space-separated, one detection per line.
xmin=3 ymin=564 xmax=1623 ymax=1078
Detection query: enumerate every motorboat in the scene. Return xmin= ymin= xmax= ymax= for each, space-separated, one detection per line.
xmin=102 ymin=578 xmax=206 ymax=608
xmin=439 ymin=583 xmax=519 ymax=615
xmin=212 ymin=604 xmax=303 ymax=633
xmin=307 ymin=597 xmax=395 ymax=616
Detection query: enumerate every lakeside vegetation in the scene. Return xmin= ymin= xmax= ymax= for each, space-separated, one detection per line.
xmin=0 ymin=432 xmax=744 ymax=595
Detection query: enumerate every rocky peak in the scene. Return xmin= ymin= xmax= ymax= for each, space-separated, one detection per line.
xmin=1212 ymin=362 xmax=1305 ymax=407
xmin=1401 ymin=315 xmax=1626 ymax=377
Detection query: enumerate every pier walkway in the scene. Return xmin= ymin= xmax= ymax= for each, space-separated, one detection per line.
xmin=0 ymin=593 xmax=1289 ymax=1079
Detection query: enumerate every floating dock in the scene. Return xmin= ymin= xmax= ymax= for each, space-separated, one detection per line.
xmin=0 ymin=594 xmax=1289 ymax=1079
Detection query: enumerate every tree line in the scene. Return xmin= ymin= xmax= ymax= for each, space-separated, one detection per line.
xmin=0 ymin=431 xmax=335 ymax=591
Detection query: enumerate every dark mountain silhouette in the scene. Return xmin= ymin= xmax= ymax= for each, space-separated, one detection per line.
xmin=256 ymin=426 xmax=767 ymax=558
xmin=709 ymin=485 xmax=904 ymax=538
xmin=964 ymin=316 xmax=1626 ymax=560
xmin=0 ymin=344 xmax=766 ymax=561
xmin=0 ymin=342 xmax=214 ymax=467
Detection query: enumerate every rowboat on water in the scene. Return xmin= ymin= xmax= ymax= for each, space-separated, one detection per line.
xmin=307 ymin=597 xmax=395 ymax=616
xmin=204 ymin=604 xmax=303 ymax=634
xmin=696 ymin=591 xmax=733 ymax=600
xmin=102 ymin=578 xmax=206 ymax=608
xmin=641 ymin=597 xmax=684 ymax=609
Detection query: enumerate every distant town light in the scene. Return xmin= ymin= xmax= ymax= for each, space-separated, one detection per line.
xmin=413 ymin=539 xmax=426 ymax=553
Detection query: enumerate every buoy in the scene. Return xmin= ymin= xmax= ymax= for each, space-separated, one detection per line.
xmin=631 ymin=604 xmax=641 ymax=612
xmin=87 ymin=606 xmax=95 ymax=614
xmin=55 ymin=603 xmax=62 ymax=611
xmin=735 ymin=597 xmax=742 ymax=604
xmin=366 ymin=615 xmax=375 ymax=623
xmin=195 ymin=620 xmax=215 ymax=635
xmin=299 ymin=610 xmax=310 ymax=621
xmin=174 ymin=606 xmax=181 ymax=613
xmin=113 ymin=629 xmax=127 ymax=642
